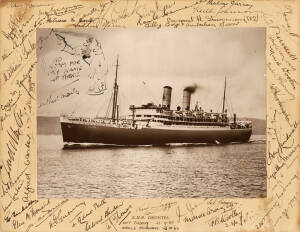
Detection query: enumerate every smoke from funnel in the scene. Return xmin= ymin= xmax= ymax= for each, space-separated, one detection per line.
xmin=182 ymin=84 xmax=202 ymax=110
xmin=184 ymin=84 xmax=200 ymax=94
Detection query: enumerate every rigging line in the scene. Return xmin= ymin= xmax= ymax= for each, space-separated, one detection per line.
xmin=213 ymin=97 xmax=221 ymax=112
xmin=225 ymin=99 xmax=229 ymax=116
xmin=85 ymin=82 xmax=110 ymax=117
xmin=105 ymin=91 xmax=114 ymax=118
xmin=224 ymin=85 xmax=234 ymax=116
xmin=94 ymin=91 xmax=110 ymax=117
xmin=228 ymin=88 xmax=235 ymax=115
xmin=222 ymin=76 xmax=227 ymax=113
xmin=117 ymin=95 xmax=121 ymax=118
xmin=105 ymin=94 xmax=113 ymax=118
xmin=69 ymin=90 xmax=92 ymax=116
xmin=86 ymin=96 xmax=100 ymax=116
xmin=119 ymin=91 xmax=131 ymax=117
xmin=118 ymin=93 xmax=126 ymax=118
xmin=216 ymin=100 xmax=222 ymax=113
xmin=79 ymin=82 xmax=107 ymax=112
xmin=230 ymin=98 xmax=234 ymax=114
xmin=227 ymin=97 xmax=233 ymax=116
xmin=225 ymin=99 xmax=233 ymax=118
xmin=96 ymin=99 xmax=106 ymax=118
xmin=203 ymin=93 xmax=220 ymax=113
xmin=118 ymin=91 xmax=126 ymax=114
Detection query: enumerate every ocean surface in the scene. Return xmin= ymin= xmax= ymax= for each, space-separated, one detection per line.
xmin=37 ymin=134 xmax=266 ymax=198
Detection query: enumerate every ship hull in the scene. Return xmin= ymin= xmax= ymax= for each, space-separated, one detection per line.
xmin=61 ymin=122 xmax=252 ymax=145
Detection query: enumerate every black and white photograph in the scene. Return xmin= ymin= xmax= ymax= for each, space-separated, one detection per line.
xmin=37 ymin=27 xmax=266 ymax=198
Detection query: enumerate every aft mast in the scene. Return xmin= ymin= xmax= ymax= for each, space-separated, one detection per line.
xmin=222 ymin=76 xmax=226 ymax=114
xmin=112 ymin=56 xmax=119 ymax=122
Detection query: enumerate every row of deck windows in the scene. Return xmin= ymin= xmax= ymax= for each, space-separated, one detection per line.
xmin=155 ymin=120 xmax=226 ymax=126
xmin=135 ymin=114 xmax=228 ymax=122
xmin=137 ymin=118 xmax=227 ymax=126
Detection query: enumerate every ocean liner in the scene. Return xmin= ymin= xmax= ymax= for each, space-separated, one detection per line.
xmin=60 ymin=57 xmax=252 ymax=146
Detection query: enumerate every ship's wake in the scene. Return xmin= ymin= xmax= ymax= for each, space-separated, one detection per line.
xmin=248 ymin=139 xmax=266 ymax=144
xmin=63 ymin=139 xmax=265 ymax=150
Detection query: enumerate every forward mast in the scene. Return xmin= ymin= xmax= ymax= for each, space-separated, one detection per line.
xmin=111 ymin=56 xmax=119 ymax=122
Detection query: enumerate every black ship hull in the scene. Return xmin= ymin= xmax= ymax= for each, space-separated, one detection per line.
xmin=61 ymin=122 xmax=252 ymax=145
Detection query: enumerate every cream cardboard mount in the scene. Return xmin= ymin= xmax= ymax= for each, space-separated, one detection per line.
xmin=0 ymin=0 xmax=299 ymax=232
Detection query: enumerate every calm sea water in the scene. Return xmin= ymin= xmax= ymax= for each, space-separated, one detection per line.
xmin=37 ymin=135 xmax=266 ymax=198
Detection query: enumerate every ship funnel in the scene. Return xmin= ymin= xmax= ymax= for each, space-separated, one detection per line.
xmin=182 ymin=89 xmax=191 ymax=111
xmin=162 ymin=86 xmax=172 ymax=109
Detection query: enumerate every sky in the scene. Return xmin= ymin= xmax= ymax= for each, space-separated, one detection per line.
xmin=37 ymin=27 xmax=266 ymax=119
